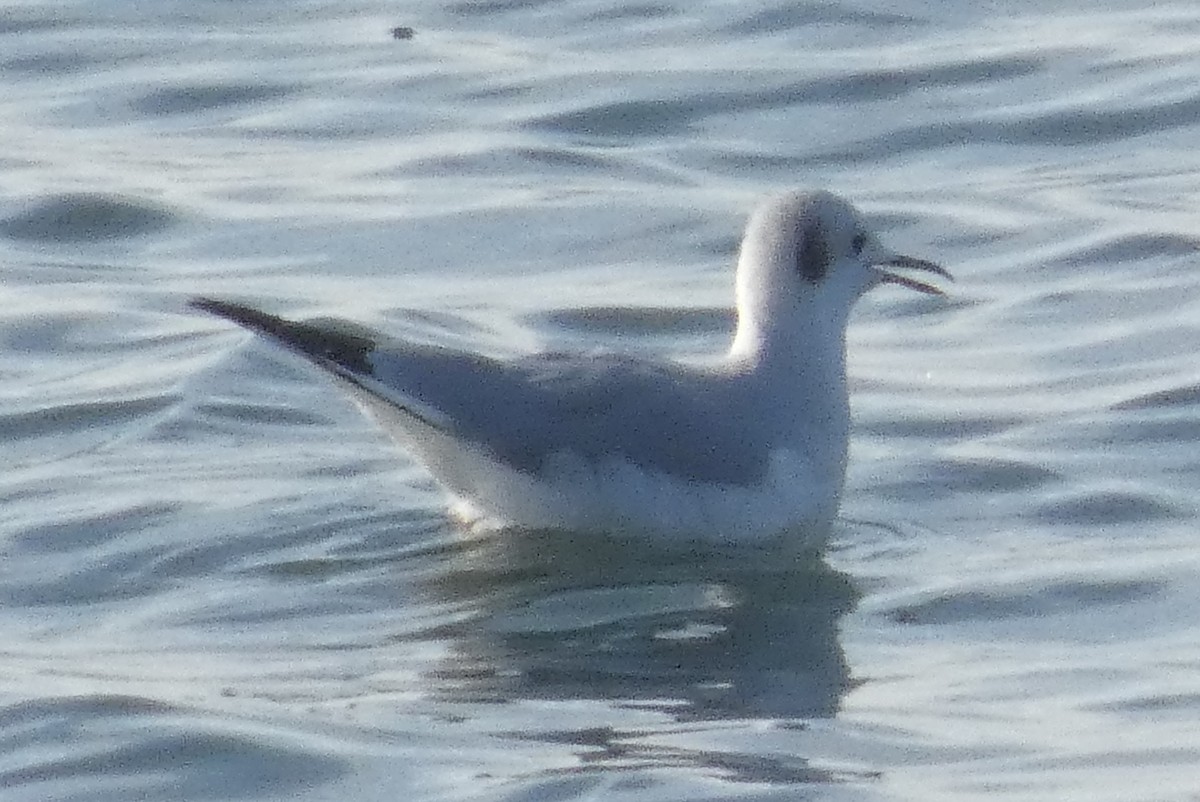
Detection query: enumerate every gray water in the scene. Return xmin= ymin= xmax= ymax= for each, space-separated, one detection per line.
xmin=4 ymin=1 xmax=1200 ymax=800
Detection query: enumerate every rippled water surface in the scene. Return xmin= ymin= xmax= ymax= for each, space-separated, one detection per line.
xmin=4 ymin=1 xmax=1200 ymax=800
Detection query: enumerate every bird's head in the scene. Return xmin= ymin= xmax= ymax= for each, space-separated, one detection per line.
xmin=731 ymin=190 xmax=949 ymax=358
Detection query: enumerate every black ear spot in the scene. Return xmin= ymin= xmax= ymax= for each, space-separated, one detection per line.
xmin=851 ymin=232 xmax=867 ymax=256
xmin=798 ymin=218 xmax=831 ymax=283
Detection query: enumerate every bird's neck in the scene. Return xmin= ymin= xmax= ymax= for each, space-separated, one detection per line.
xmin=726 ymin=300 xmax=851 ymax=483
xmin=728 ymin=293 xmax=849 ymax=381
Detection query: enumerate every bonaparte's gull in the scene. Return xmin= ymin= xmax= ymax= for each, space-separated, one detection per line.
xmin=192 ymin=190 xmax=948 ymax=544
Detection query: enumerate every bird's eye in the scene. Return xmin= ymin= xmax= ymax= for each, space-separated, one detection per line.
xmin=851 ymin=232 xmax=867 ymax=257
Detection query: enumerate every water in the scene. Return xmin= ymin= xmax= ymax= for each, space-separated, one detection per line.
xmin=3 ymin=1 xmax=1200 ymax=799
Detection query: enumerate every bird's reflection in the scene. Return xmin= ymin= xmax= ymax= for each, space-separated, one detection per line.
xmin=420 ymin=527 xmax=858 ymax=722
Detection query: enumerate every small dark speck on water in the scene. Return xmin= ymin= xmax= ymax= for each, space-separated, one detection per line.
xmin=391 ymin=26 xmax=415 ymax=40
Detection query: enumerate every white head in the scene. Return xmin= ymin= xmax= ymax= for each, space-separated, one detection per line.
xmin=728 ymin=190 xmax=948 ymax=363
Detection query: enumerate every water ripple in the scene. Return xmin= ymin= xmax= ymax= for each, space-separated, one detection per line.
xmin=889 ymin=577 xmax=1162 ymax=626
xmin=1113 ymin=383 xmax=1200 ymax=411
xmin=1032 ymin=488 xmax=1183 ymax=527
xmin=725 ymin=2 xmax=918 ymax=33
xmin=0 ymin=696 xmax=347 ymax=800
xmin=132 ymin=83 xmax=295 ymax=117
xmin=530 ymin=56 xmax=1042 ymax=139
xmin=1 ymin=194 xmax=177 ymax=242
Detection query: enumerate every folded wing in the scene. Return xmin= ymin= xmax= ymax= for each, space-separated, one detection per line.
xmin=192 ymin=298 xmax=768 ymax=486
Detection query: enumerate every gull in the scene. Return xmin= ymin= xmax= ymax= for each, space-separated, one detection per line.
xmin=191 ymin=190 xmax=948 ymax=545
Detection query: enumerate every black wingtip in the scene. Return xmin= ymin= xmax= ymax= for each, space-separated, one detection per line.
xmin=190 ymin=296 xmax=292 ymax=336
xmin=189 ymin=296 xmax=240 ymax=317
xmin=190 ymin=296 xmax=377 ymax=375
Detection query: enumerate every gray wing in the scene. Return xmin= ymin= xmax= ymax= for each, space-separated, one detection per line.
xmin=486 ymin=353 xmax=769 ymax=484
xmin=191 ymin=298 xmax=768 ymax=485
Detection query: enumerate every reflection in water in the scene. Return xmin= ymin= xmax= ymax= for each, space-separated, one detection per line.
xmin=420 ymin=529 xmax=857 ymax=723
xmin=510 ymin=724 xmax=851 ymax=785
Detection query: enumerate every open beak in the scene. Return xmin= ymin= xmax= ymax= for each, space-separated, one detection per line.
xmin=872 ymin=253 xmax=953 ymax=296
